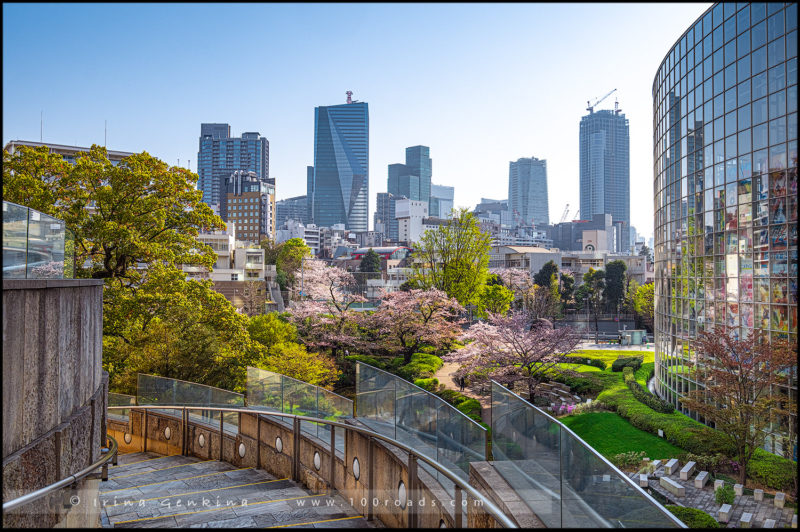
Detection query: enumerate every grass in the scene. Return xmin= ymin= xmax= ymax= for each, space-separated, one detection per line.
xmin=569 ymin=349 xmax=655 ymax=364
xmin=561 ymin=411 xmax=687 ymax=460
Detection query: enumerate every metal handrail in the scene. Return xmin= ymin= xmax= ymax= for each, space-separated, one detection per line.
xmin=107 ymin=404 xmax=517 ymax=528
xmin=490 ymin=380 xmax=686 ymax=528
xmin=2 ymin=434 xmax=118 ymax=512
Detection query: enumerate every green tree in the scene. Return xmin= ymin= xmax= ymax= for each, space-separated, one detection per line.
xmin=247 ymin=313 xmax=297 ymax=351
xmin=259 ymin=238 xmax=282 ymax=266
xmin=411 ymin=208 xmax=492 ymax=306
xmin=476 ymin=283 xmax=515 ymax=317
xmin=633 ymin=282 xmax=654 ymax=332
xmin=533 ymin=260 xmax=559 ymax=288
xmin=581 ymin=268 xmax=605 ymax=338
xmin=256 ymin=342 xmax=341 ymax=390
xmin=560 ymin=271 xmax=575 ymax=308
xmin=359 ymin=248 xmax=382 ymax=273
xmin=277 ymin=238 xmax=311 ymax=294
xmin=639 ymin=244 xmax=653 ymax=263
xmin=604 ymin=260 xmax=627 ymax=313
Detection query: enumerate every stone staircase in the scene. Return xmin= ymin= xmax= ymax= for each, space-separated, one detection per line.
xmin=100 ymin=452 xmax=375 ymax=528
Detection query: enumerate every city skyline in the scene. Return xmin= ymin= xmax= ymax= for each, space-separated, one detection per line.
xmin=2 ymin=3 xmax=712 ymax=237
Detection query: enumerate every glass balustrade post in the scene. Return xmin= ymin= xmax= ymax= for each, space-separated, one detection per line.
xmin=219 ymin=412 xmax=224 ymax=461
xmin=367 ymin=436 xmax=374 ymax=521
xmin=143 ymin=410 xmax=148 ymax=453
xmin=407 ymin=453 xmax=418 ymax=528
xmin=454 ymin=484 xmax=462 ymax=528
xmin=329 ymin=426 xmax=335 ymax=495
xmin=292 ymin=417 xmax=301 ymax=482
xmin=257 ymin=414 xmax=262 ymax=470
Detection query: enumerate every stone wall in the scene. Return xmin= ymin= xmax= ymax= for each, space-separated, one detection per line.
xmin=108 ymin=409 xmax=506 ymax=528
xmin=2 ymin=279 xmax=107 ymax=528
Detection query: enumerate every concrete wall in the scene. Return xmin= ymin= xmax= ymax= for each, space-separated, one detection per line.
xmin=108 ymin=409 xmax=505 ymax=528
xmin=2 ymin=279 xmax=107 ymax=528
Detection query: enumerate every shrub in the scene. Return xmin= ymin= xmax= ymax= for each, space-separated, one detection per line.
xmin=612 ymin=450 xmax=647 ymax=468
xmin=611 ymin=356 xmax=643 ymax=372
xmin=436 ymin=389 xmax=466 ymax=405
xmin=413 ymin=377 xmax=439 ymax=392
xmin=396 ymin=352 xmax=443 ymax=380
xmin=677 ymin=452 xmax=727 ymax=475
xmin=623 ymin=367 xmax=674 ymax=413
xmin=456 ymin=398 xmax=483 ymax=422
xmin=665 ymin=506 xmax=720 ymax=528
xmin=344 ymin=354 xmax=387 ymax=369
xmin=714 ymin=483 xmax=735 ymax=505
xmin=747 ymin=448 xmax=798 ymax=493
xmin=564 ymin=355 xmax=607 ymax=370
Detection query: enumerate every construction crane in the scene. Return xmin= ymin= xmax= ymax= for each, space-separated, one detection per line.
xmin=559 ymin=203 xmax=570 ymax=223
xmin=586 ymin=88 xmax=617 ymax=114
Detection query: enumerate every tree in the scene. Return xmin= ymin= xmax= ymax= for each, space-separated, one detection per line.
xmin=559 ymin=270 xmax=575 ymax=308
xmin=370 ymin=289 xmax=464 ymax=363
xmin=533 ymin=260 xmax=559 ymax=288
xmin=359 ymin=248 xmax=382 ymax=274
xmin=277 ymin=238 xmax=312 ymax=294
xmin=639 ymin=244 xmax=653 ymax=263
xmin=240 ymin=280 xmax=267 ymax=316
xmin=679 ymin=327 xmax=797 ymax=485
xmin=3 ymin=145 xmax=223 ymax=284
xmin=622 ymin=275 xmax=640 ymax=316
xmin=581 ymin=268 xmax=605 ymax=339
xmin=633 ymin=282 xmax=654 ymax=332
xmin=443 ymin=311 xmax=581 ymax=398
xmin=411 ymin=208 xmax=492 ymax=306
xmin=256 ymin=342 xmax=340 ymax=390
xmin=490 ymin=268 xmax=534 ymax=310
xmin=604 ymin=260 xmax=627 ymax=313
xmin=476 ymin=283 xmax=515 ymax=318
xmin=247 ymin=312 xmax=297 ymax=351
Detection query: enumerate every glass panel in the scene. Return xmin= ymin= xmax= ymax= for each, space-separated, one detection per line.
xmin=26 ymin=210 xmax=65 ymax=279
xmin=2 ymin=202 xmax=29 ymax=279
xmin=108 ymin=392 xmax=136 ymax=423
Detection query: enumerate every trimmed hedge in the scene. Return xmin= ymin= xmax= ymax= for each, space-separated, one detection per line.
xmin=611 ymin=356 xmax=643 ymax=372
xmin=565 ymin=355 xmax=607 ymax=371
xmin=665 ymin=506 xmax=720 ymax=528
xmin=748 ymin=448 xmax=798 ymax=493
xmin=413 ymin=377 xmax=439 ymax=392
xmin=396 ymin=352 xmax=444 ymax=381
xmin=456 ymin=398 xmax=483 ymax=420
xmin=623 ymin=367 xmax=674 ymax=413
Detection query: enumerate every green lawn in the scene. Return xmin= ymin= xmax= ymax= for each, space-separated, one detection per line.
xmin=569 ymin=349 xmax=655 ymax=364
xmin=561 ymin=411 xmax=687 ymax=460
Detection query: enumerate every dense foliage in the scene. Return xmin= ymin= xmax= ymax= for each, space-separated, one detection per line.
xmin=623 ymin=367 xmax=674 ymax=414
xmin=664 ymin=506 xmax=719 ymax=528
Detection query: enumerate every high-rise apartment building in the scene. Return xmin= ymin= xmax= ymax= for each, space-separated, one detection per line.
xmin=221 ymin=170 xmax=275 ymax=244
xmin=197 ymin=124 xmax=269 ymax=211
xmin=579 ymin=109 xmax=630 ymax=252
xmin=508 ymin=157 xmax=549 ymax=227
xmin=653 ymin=1 xmax=797 ymax=454
xmin=430 ymin=183 xmax=454 ymax=218
xmin=308 ymin=95 xmax=369 ymax=231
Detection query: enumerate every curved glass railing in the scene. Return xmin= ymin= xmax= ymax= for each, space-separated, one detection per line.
xmin=355 ymin=361 xmax=488 ymax=489
xmin=246 ymin=366 xmax=353 ymax=453
xmin=491 ymin=380 xmax=684 ymax=528
xmin=2 ymin=200 xmax=74 ymax=279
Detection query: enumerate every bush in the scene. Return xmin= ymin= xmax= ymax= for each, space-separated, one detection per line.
xmin=456 ymin=398 xmax=483 ymax=421
xmin=748 ymin=448 xmax=798 ymax=493
xmin=677 ymin=453 xmax=727 ymax=475
xmin=413 ymin=377 xmax=439 ymax=392
xmin=623 ymin=367 xmax=674 ymax=413
xmin=396 ymin=352 xmax=443 ymax=380
xmin=436 ymin=389 xmax=466 ymax=405
xmin=612 ymin=450 xmax=647 ymax=468
xmin=565 ymin=355 xmax=607 ymax=370
xmin=611 ymin=356 xmax=643 ymax=372
xmin=715 ymin=483 xmax=735 ymax=505
xmin=665 ymin=506 xmax=720 ymax=528
xmin=344 ymin=354 xmax=387 ymax=369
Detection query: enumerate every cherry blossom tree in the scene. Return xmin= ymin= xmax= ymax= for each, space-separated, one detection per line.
xmin=370 ymin=288 xmax=464 ymax=364
xmin=443 ymin=310 xmax=581 ymax=398
xmin=289 ymin=259 xmax=367 ymax=358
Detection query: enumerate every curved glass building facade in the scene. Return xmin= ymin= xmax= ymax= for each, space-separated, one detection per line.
xmin=653 ymin=2 xmax=797 ymax=454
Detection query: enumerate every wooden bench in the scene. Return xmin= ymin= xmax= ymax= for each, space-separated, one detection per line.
xmin=694 ymin=471 xmax=709 ymax=488
xmin=659 ymin=476 xmax=685 ymax=497
xmin=679 ymin=461 xmax=696 ymax=480
xmin=740 ymin=512 xmax=752 ymax=528
xmin=718 ymin=503 xmax=732 ymax=523
xmin=664 ymin=458 xmax=679 ymax=475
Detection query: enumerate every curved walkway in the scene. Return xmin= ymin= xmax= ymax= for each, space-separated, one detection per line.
xmin=433 ymin=362 xmax=492 ymax=423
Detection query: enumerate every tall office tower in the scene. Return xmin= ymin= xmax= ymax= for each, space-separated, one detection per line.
xmin=388 ymin=163 xmax=419 ymax=200
xmin=653 ymin=1 xmax=797 ymax=454
xmin=197 ymin=124 xmax=269 ymax=210
xmin=221 ymin=170 xmax=275 ymax=243
xmin=508 ymin=157 xmax=549 ymax=227
xmin=375 ymin=192 xmax=405 ymax=241
xmin=579 ymin=108 xmax=630 ymax=252
xmin=405 ymin=145 xmax=432 ymax=205
xmin=308 ymin=95 xmax=369 ymax=231
xmin=430 ymin=183 xmax=454 ymax=218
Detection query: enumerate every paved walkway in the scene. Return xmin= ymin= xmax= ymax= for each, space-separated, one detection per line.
xmin=100 ymin=452 xmax=375 ymax=528
xmin=433 ymin=362 xmax=492 ymax=422
xmin=629 ymin=460 xmax=796 ymax=528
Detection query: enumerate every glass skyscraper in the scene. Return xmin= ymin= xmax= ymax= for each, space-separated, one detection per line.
xmin=309 ymin=100 xmax=369 ymax=231
xmin=579 ymin=109 xmax=631 ymax=252
xmin=508 ymin=156 xmax=549 ymax=227
xmin=387 ymin=145 xmax=432 ymax=206
xmin=430 ymin=183 xmax=454 ymax=218
xmin=197 ymin=124 xmax=269 ymax=209
xmin=653 ymin=2 xmax=797 ymax=453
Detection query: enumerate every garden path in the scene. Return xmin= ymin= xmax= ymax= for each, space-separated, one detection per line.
xmin=433 ymin=361 xmax=492 ymax=424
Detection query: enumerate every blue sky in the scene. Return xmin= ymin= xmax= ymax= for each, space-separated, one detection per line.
xmin=3 ymin=3 xmax=712 ymax=237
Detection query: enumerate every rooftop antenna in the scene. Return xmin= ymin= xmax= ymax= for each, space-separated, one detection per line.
xmin=346 ymin=90 xmax=353 ymax=104
xmin=614 ymin=97 xmax=621 ymax=114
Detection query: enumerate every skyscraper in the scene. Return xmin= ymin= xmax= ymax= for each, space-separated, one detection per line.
xmin=508 ymin=157 xmax=549 ymax=227
xmin=374 ymin=192 xmax=404 ymax=242
xmin=308 ymin=95 xmax=369 ymax=231
xmin=197 ymin=124 xmax=269 ymax=211
xmin=653 ymin=1 xmax=797 ymax=453
xmin=430 ymin=183 xmax=454 ymax=218
xmin=579 ymin=109 xmax=630 ymax=252
xmin=405 ymin=145 xmax=432 ymax=206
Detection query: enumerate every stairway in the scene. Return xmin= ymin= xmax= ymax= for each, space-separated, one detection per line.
xmin=100 ymin=452 xmax=375 ymax=528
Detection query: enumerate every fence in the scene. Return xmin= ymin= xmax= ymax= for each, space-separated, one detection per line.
xmin=245 ymin=367 xmax=353 ymax=454
xmin=2 ymin=200 xmax=74 ymax=279
xmin=108 ymin=392 xmax=136 ymax=422
xmin=490 ymin=381 xmax=683 ymax=528
xmin=136 ymin=374 xmax=244 ymax=434
xmin=355 ymin=361 xmax=487 ymax=488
